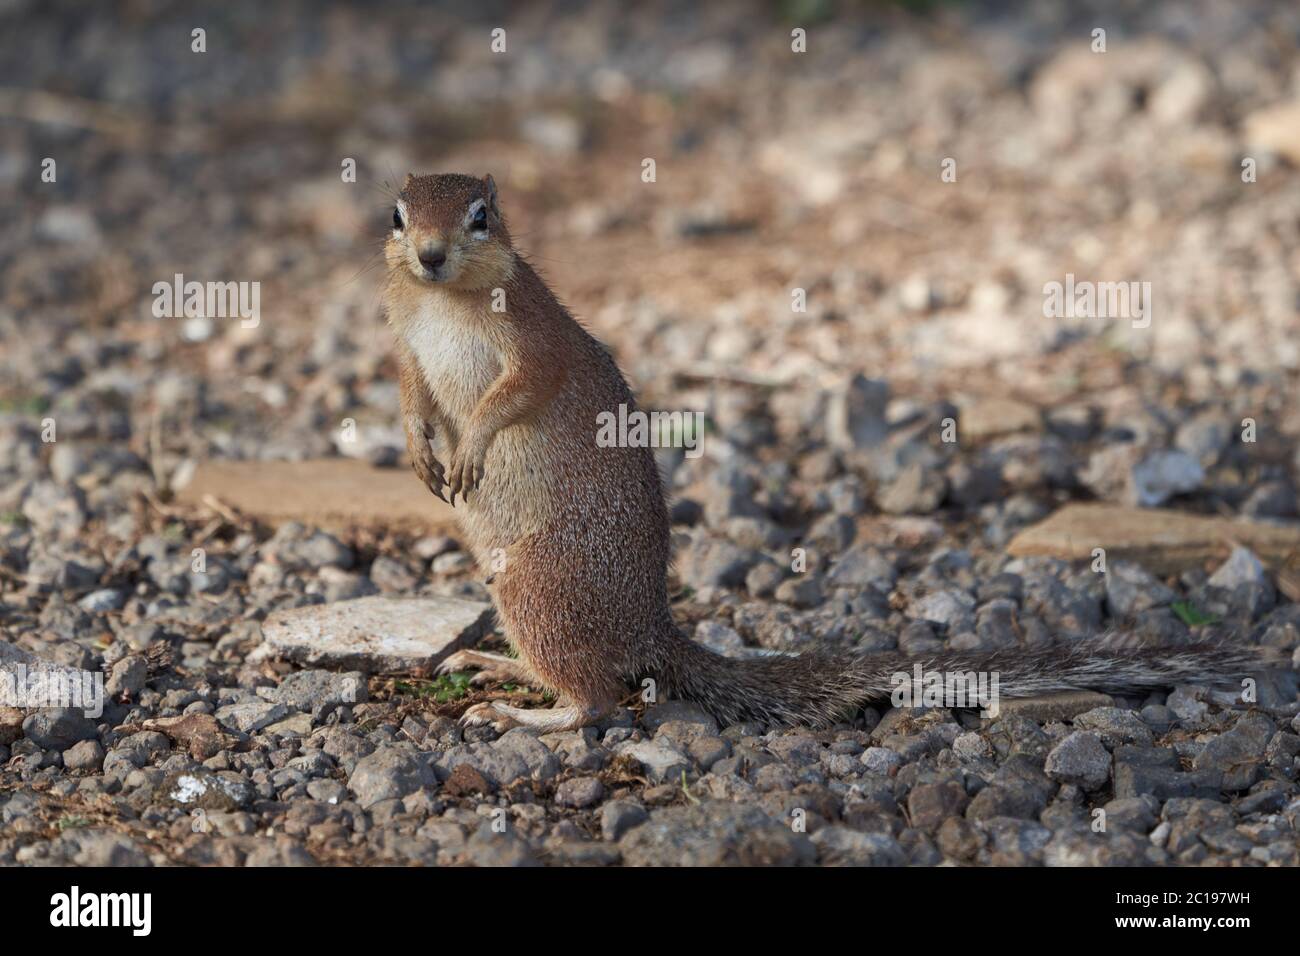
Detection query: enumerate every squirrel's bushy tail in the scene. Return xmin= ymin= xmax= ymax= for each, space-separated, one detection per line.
xmin=650 ymin=628 xmax=1265 ymax=728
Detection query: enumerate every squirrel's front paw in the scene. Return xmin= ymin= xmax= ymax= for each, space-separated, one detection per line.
xmin=405 ymin=418 xmax=448 ymax=501
xmin=447 ymin=437 xmax=488 ymax=504
xmin=412 ymin=446 xmax=448 ymax=503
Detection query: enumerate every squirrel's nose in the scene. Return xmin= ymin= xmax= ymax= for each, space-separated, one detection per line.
xmin=418 ymin=246 xmax=447 ymax=272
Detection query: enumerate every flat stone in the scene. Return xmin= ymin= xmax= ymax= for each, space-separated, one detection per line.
xmin=176 ymin=458 xmax=458 ymax=533
xmin=1113 ymin=746 xmax=1223 ymax=801
xmin=215 ymin=700 xmax=288 ymax=733
xmin=1244 ymin=100 xmax=1300 ymax=165
xmin=959 ymin=396 xmax=1041 ymax=442
xmin=263 ymin=713 xmax=314 ymax=737
xmin=262 ymin=595 xmax=491 ymax=674
xmin=989 ymin=691 xmax=1114 ymax=723
xmin=1007 ymin=504 xmax=1300 ymax=574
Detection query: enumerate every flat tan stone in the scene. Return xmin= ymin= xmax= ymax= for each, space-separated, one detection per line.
xmin=959 ymin=396 xmax=1041 ymax=442
xmin=1006 ymin=503 xmax=1300 ymax=574
xmin=988 ymin=690 xmax=1114 ymax=723
xmin=262 ymin=595 xmax=492 ymax=674
xmin=1244 ymin=101 xmax=1300 ymax=165
xmin=176 ymin=458 xmax=456 ymax=532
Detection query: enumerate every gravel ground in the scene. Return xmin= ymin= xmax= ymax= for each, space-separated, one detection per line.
xmin=2 ymin=0 xmax=1300 ymax=866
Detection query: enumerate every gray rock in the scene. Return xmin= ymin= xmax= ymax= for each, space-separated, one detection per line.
xmin=1131 ymin=449 xmax=1204 ymax=507
xmin=63 ymin=830 xmax=151 ymax=867
xmin=1105 ymin=562 xmax=1176 ymax=618
xmin=162 ymin=769 xmax=254 ymax=811
xmin=63 ymin=739 xmax=105 ymax=772
xmin=861 ymin=746 xmax=903 ymax=774
xmin=263 ymin=523 xmax=354 ymax=570
xmin=21 ymin=481 xmax=87 ymax=538
xmin=465 ymin=827 xmax=538 ymax=867
xmin=601 ymin=800 xmax=649 ymax=841
xmin=1082 ymin=446 xmax=1204 ymax=507
xmin=614 ymin=739 xmax=690 ymax=784
xmin=877 ymin=462 xmax=947 ymax=515
xmin=1101 ymin=795 xmax=1159 ymax=832
xmin=965 ymin=783 xmax=1047 ymax=822
xmin=908 ymin=779 xmax=970 ymax=828
xmin=1191 ymin=712 xmax=1273 ymax=791
xmin=766 ymin=735 xmax=822 ymax=768
xmin=369 ymin=555 xmax=419 ymax=592
xmin=619 ymin=802 xmax=815 ymax=866
xmin=491 ymin=730 xmax=562 ymax=782
xmin=1166 ymin=686 xmax=1209 ymax=723
xmin=1139 ymin=704 xmax=1175 ymax=733
xmin=105 ymin=655 xmax=148 ymax=699
xmin=78 ymin=588 xmax=126 ymax=613
xmin=641 ymin=700 xmax=718 ymax=735
xmin=262 ymin=670 xmax=369 ymax=712
xmin=677 ymin=534 xmax=762 ymax=588
xmin=348 ymin=748 xmax=437 ymax=808
xmin=826 ymin=374 xmax=889 ymax=450
xmin=744 ymin=561 xmax=786 ymax=598
xmin=147 ymin=554 xmax=192 ymax=595
xmin=437 ymin=730 xmax=561 ymax=789
xmin=1207 ymin=546 xmax=1267 ymax=591
xmin=1113 ymin=746 xmax=1222 ymax=800
xmin=692 ymin=620 xmax=750 ymax=658
xmin=1044 ymin=731 xmax=1111 ymax=790
xmin=1175 ymin=412 xmax=1231 ymax=467
xmin=23 ymin=708 xmax=98 ymax=751
xmin=555 ymin=776 xmax=605 ymax=808
xmin=826 ymin=546 xmax=897 ymax=590
xmin=307 ymin=779 xmax=348 ymax=804
xmin=908 ymin=589 xmax=976 ymax=630
xmin=1073 ymin=707 xmax=1155 ymax=748
xmin=774 ymin=575 xmax=824 ymax=608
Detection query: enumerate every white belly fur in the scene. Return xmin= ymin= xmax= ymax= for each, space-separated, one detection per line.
xmin=402 ymin=297 xmax=499 ymax=427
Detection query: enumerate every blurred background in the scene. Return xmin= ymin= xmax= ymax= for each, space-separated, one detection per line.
xmin=2 ymin=0 xmax=1300 ymax=540
xmin=2 ymin=0 xmax=1298 ymax=471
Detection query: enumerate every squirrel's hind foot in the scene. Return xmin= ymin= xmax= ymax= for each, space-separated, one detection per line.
xmin=461 ymin=701 xmax=606 ymax=734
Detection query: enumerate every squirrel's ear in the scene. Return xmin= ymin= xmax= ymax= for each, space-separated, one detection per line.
xmin=484 ymin=174 xmax=499 ymax=215
xmin=402 ymin=173 xmax=415 ymax=191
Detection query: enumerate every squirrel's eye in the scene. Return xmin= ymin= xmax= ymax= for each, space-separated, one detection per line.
xmin=471 ymin=206 xmax=488 ymax=230
xmin=392 ymin=207 xmax=403 ymax=230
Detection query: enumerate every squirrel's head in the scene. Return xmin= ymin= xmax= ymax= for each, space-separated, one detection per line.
xmin=386 ymin=173 xmax=514 ymax=290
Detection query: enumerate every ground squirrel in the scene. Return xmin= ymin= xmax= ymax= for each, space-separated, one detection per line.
xmin=383 ymin=172 xmax=1263 ymax=733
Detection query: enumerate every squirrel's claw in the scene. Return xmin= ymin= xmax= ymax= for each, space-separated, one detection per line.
xmin=460 ymin=700 xmax=520 ymax=733
xmin=447 ymin=444 xmax=486 ymax=504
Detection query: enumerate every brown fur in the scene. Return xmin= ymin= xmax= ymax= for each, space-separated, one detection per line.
xmin=383 ymin=173 xmax=1265 ymax=733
